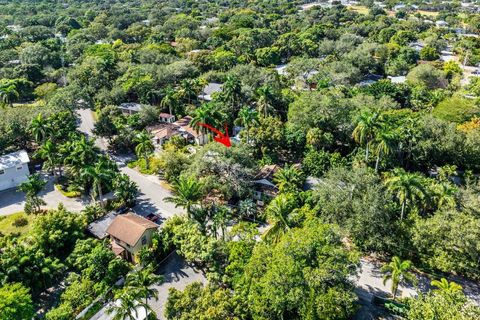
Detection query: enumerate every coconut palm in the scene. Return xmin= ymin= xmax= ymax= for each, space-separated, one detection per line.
xmin=0 ymin=84 xmax=19 ymax=107
xmin=160 ymin=86 xmax=178 ymax=115
xmin=234 ymin=107 xmax=259 ymax=143
xmin=222 ymin=75 xmax=242 ymax=109
xmin=125 ymin=267 xmax=164 ymax=315
xmin=81 ymin=158 xmax=115 ymax=205
xmin=107 ymin=289 xmax=152 ymax=320
xmin=29 ymin=113 xmax=51 ymax=143
xmin=381 ymin=256 xmax=416 ymax=300
xmin=255 ymin=85 xmax=275 ymax=117
xmin=262 ymin=194 xmax=295 ymax=243
xmin=36 ymin=141 xmax=59 ymax=176
xmin=372 ymin=125 xmax=397 ymax=172
xmin=64 ymin=136 xmax=99 ymax=175
xmin=431 ymin=278 xmax=463 ymax=294
xmin=352 ymin=110 xmax=382 ymax=161
xmin=165 ymin=175 xmax=204 ymax=216
xmin=385 ymin=168 xmax=427 ymax=220
xmin=178 ymin=79 xmax=196 ymax=105
xmin=273 ymin=164 xmax=305 ymax=194
xmin=135 ymin=131 xmax=155 ymax=170
xmin=189 ymin=103 xmax=223 ymax=135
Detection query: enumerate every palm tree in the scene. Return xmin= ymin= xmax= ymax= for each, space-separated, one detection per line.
xmin=385 ymin=168 xmax=427 ymax=220
xmin=262 ymin=194 xmax=294 ymax=243
xmin=189 ymin=103 xmax=223 ymax=135
xmin=381 ymin=256 xmax=416 ymax=300
xmin=107 ymin=289 xmax=152 ymax=320
xmin=36 ymin=141 xmax=58 ymax=176
xmin=234 ymin=107 xmax=259 ymax=143
xmin=81 ymin=159 xmax=115 ymax=205
xmin=160 ymin=86 xmax=178 ymax=115
xmin=29 ymin=113 xmax=51 ymax=143
xmin=429 ymin=181 xmax=457 ymax=210
xmin=179 ymin=79 xmax=196 ymax=105
xmin=273 ymin=165 xmax=305 ymax=194
xmin=372 ymin=125 xmax=397 ymax=172
xmin=135 ymin=131 xmax=155 ymax=170
xmin=352 ymin=111 xmax=382 ymax=161
xmin=431 ymin=278 xmax=463 ymax=294
xmin=255 ymin=85 xmax=275 ymax=117
xmin=113 ymin=174 xmax=139 ymax=208
xmin=125 ymin=267 xmax=164 ymax=315
xmin=165 ymin=175 xmax=204 ymax=216
xmin=0 ymin=84 xmax=19 ymax=107
xmin=222 ymin=75 xmax=242 ymax=109
xmin=18 ymin=174 xmax=47 ymax=214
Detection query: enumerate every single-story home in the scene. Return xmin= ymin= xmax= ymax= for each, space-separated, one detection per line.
xmin=106 ymin=213 xmax=159 ymax=263
xmin=0 ymin=150 xmax=30 ymax=191
xmin=253 ymin=164 xmax=280 ymax=205
xmin=159 ymin=113 xmax=176 ymax=123
xmin=118 ymin=103 xmax=143 ymax=115
xmin=199 ymin=82 xmax=223 ymax=101
xmin=148 ymin=115 xmax=208 ymax=148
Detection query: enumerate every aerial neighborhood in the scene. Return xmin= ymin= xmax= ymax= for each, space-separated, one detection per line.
xmin=2 ymin=0 xmax=480 ymax=319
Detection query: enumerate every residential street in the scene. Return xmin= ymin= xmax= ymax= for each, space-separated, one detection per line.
xmin=77 ymin=108 xmax=184 ymax=218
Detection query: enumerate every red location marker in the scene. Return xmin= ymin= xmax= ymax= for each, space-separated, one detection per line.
xmin=197 ymin=123 xmax=231 ymax=148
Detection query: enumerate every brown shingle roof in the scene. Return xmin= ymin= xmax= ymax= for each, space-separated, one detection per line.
xmin=106 ymin=213 xmax=158 ymax=247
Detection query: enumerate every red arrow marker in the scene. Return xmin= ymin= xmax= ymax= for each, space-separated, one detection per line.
xmin=197 ymin=123 xmax=231 ymax=148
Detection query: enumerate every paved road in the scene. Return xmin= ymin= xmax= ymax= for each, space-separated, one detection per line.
xmin=0 ymin=174 xmax=87 ymax=215
xmin=77 ymin=108 xmax=184 ymax=219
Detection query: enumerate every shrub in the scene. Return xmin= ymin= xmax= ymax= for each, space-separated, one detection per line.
xmin=12 ymin=217 xmax=28 ymax=227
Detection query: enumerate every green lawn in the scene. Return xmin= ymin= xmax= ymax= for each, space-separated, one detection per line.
xmin=0 ymin=212 xmax=33 ymax=236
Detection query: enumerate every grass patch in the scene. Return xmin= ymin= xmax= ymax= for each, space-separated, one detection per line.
xmin=348 ymin=5 xmax=369 ymax=15
xmin=416 ymin=10 xmax=439 ymax=17
xmin=0 ymin=212 xmax=33 ymax=236
xmin=55 ymin=184 xmax=81 ymax=198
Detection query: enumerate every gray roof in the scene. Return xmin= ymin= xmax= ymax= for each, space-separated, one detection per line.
xmin=0 ymin=150 xmax=29 ymax=170
xmin=118 ymin=103 xmax=143 ymax=112
xmin=87 ymin=211 xmax=118 ymax=240
xmin=199 ymin=83 xmax=223 ymax=101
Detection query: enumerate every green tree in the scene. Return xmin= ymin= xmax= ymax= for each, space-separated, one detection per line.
xmin=135 ymin=131 xmax=155 ymax=170
xmin=352 ymin=110 xmax=382 ymax=161
xmin=18 ymin=173 xmax=47 ymax=214
xmin=372 ymin=125 xmax=397 ymax=171
xmin=81 ymin=158 xmax=115 ymax=205
xmin=190 ymin=103 xmax=224 ymax=135
xmin=273 ymin=164 xmax=305 ymax=194
xmin=0 ymin=283 xmax=35 ymax=320
xmin=381 ymin=256 xmax=416 ymax=300
xmin=29 ymin=113 xmax=51 ymax=143
xmin=107 ymin=289 xmax=151 ymax=320
xmin=262 ymin=194 xmax=296 ymax=243
xmin=113 ymin=174 xmax=138 ymax=208
xmin=385 ymin=168 xmax=427 ymax=220
xmin=234 ymin=107 xmax=259 ymax=143
xmin=255 ymin=85 xmax=275 ymax=117
xmin=0 ymin=85 xmax=19 ymax=107
xmin=165 ymin=176 xmax=204 ymax=216
xmin=36 ymin=140 xmax=59 ymax=176
xmin=160 ymin=86 xmax=179 ymax=115
xmin=431 ymin=278 xmax=463 ymax=294
xmin=125 ymin=267 xmax=163 ymax=315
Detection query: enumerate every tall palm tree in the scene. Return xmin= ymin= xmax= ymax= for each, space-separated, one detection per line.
xmin=255 ymin=85 xmax=275 ymax=117
xmin=234 ymin=107 xmax=259 ymax=143
xmin=262 ymin=194 xmax=294 ymax=243
xmin=429 ymin=181 xmax=457 ymax=210
xmin=107 ymin=289 xmax=152 ymax=320
xmin=179 ymin=79 xmax=196 ymax=105
xmin=431 ymin=278 xmax=463 ymax=294
xmin=81 ymin=159 xmax=114 ymax=205
xmin=29 ymin=113 xmax=51 ymax=143
xmin=135 ymin=131 xmax=155 ymax=170
xmin=381 ymin=256 xmax=416 ymax=300
xmin=273 ymin=165 xmax=305 ymax=194
xmin=222 ymin=75 xmax=242 ymax=109
xmin=189 ymin=103 xmax=223 ymax=135
xmin=352 ymin=111 xmax=382 ymax=161
xmin=64 ymin=136 xmax=99 ymax=175
xmin=385 ymin=168 xmax=427 ymax=220
xmin=113 ymin=174 xmax=139 ymax=208
xmin=165 ymin=175 xmax=204 ymax=217
xmin=125 ymin=267 xmax=163 ymax=315
xmin=372 ymin=126 xmax=397 ymax=172
xmin=36 ymin=141 xmax=58 ymax=176
xmin=0 ymin=84 xmax=19 ymax=107
xmin=160 ymin=86 xmax=178 ymax=115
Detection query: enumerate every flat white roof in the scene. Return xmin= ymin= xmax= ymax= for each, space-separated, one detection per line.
xmin=0 ymin=150 xmax=29 ymax=170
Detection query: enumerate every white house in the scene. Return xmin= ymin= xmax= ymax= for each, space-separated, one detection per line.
xmin=0 ymin=150 xmax=30 ymax=191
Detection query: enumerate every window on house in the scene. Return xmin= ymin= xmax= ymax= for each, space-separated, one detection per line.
xmin=16 ymin=165 xmax=22 ymax=170
xmin=141 ymin=235 xmax=147 ymax=245
xmin=0 ymin=169 xmax=4 ymax=175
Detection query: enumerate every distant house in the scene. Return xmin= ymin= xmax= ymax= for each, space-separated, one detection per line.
xmin=358 ymin=74 xmax=383 ymax=87
xmin=435 ymin=20 xmax=449 ymax=28
xmin=87 ymin=211 xmax=119 ymax=240
xmin=0 ymin=150 xmax=30 ymax=191
xmin=148 ymin=115 xmax=208 ymax=148
xmin=199 ymin=82 xmax=223 ymax=101
xmin=253 ymin=164 xmax=280 ymax=205
xmin=388 ymin=76 xmax=407 ymax=84
xmin=159 ymin=113 xmax=175 ymax=123
xmin=106 ymin=213 xmax=159 ymax=263
xmin=173 ymin=116 xmax=208 ymax=145
xmin=118 ymin=103 xmax=143 ymax=115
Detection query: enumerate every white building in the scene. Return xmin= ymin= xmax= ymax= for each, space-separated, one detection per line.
xmin=0 ymin=150 xmax=30 ymax=191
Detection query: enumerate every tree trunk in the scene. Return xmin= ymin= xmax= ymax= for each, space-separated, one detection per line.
xmin=365 ymin=144 xmax=369 ymax=162
xmin=400 ymin=200 xmax=406 ymax=221
xmin=375 ymin=150 xmax=382 ymax=172
xmin=98 ymin=184 xmax=104 ymax=207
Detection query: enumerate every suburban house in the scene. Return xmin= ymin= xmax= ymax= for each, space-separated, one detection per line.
xmin=118 ymin=102 xmax=143 ymax=115
xmin=253 ymin=164 xmax=280 ymax=205
xmin=0 ymin=150 xmax=30 ymax=191
xmin=105 ymin=213 xmax=159 ymax=263
xmin=199 ymin=82 xmax=223 ymax=101
xmin=148 ymin=115 xmax=208 ymax=148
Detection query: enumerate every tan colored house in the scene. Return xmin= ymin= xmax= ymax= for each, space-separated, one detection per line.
xmin=106 ymin=213 xmax=158 ymax=263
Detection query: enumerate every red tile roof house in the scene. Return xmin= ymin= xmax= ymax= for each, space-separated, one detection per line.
xmin=147 ymin=116 xmax=208 ymax=148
